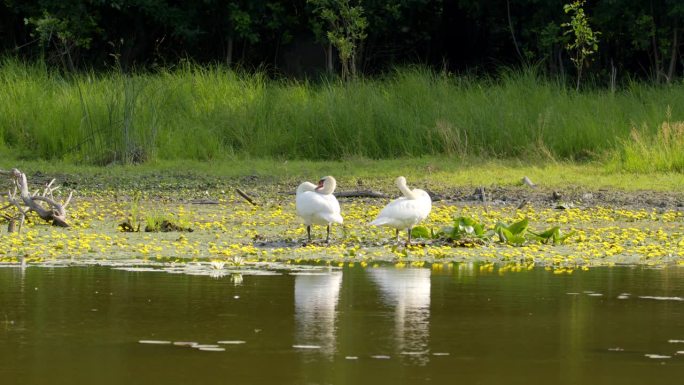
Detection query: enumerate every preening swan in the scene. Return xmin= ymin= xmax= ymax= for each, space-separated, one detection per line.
xmin=369 ymin=176 xmax=432 ymax=244
xmin=296 ymin=176 xmax=343 ymax=243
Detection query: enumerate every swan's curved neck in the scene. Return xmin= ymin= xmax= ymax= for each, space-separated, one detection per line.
xmin=396 ymin=177 xmax=417 ymax=199
xmin=317 ymin=177 xmax=336 ymax=195
xmin=297 ymin=182 xmax=316 ymax=195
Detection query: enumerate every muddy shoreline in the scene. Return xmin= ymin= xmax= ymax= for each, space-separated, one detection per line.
xmin=23 ymin=170 xmax=684 ymax=210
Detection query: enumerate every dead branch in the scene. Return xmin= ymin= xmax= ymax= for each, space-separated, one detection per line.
xmin=282 ymin=189 xmax=389 ymax=198
xmin=4 ymin=168 xmax=73 ymax=228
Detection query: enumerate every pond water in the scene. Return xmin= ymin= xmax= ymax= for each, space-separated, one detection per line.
xmin=1 ymin=264 xmax=682 ymax=385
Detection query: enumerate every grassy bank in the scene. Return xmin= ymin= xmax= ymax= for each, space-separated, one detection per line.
xmin=1 ymin=59 xmax=684 ymax=171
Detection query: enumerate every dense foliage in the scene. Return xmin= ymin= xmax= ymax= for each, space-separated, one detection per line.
xmin=1 ymin=0 xmax=684 ymax=82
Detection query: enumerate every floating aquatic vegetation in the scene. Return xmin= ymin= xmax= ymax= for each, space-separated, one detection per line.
xmin=438 ymin=216 xmax=488 ymax=245
xmin=639 ymin=296 xmax=684 ymax=301
xmin=528 ymin=226 xmax=575 ymax=245
xmin=193 ymin=344 xmax=220 ymax=349
xmin=434 ymin=216 xmax=574 ymax=247
xmin=115 ymin=267 xmax=163 ymax=272
xmin=139 ymin=340 xmax=171 ymax=345
xmin=644 ymin=354 xmax=671 ymax=359
xmin=0 ymin=190 xmax=681 ymax=272
xmin=198 ymin=347 xmax=226 ymax=352
xmin=173 ymin=341 xmax=198 ymax=347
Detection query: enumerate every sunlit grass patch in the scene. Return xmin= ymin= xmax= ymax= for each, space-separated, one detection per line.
xmin=616 ymin=115 xmax=684 ymax=172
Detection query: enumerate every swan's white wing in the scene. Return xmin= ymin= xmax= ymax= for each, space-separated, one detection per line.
xmin=317 ymin=194 xmax=343 ymax=224
xmin=296 ymin=191 xmax=343 ymax=225
xmin=370 ymin=197 xmax=427 ymax=229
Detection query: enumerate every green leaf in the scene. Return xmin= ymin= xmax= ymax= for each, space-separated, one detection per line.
xmin=529 ymin=226 xmax=560 ymax=243
xmin=553 ymin=230 xmax=575 ymax=245
xmin=411 ymin=226 xmax=431 ymax=239
xmin=537 ymin=226 xmax=560 ymax=239
xmin=507 ymin=234 xmax=527 ymax=246
xmin=497 ymin=227 xmax=512 ymax=243
xmin=507 ymin=218 xmax=529 ymax=236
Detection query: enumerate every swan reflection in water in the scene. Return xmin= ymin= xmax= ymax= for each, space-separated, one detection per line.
xmin=294 ymin=271 xmax=343 ymax=358
xmin=368 ymin=268 xmax=431 ymax=363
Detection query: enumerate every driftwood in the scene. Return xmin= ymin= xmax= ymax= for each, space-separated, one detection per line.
xmin=334 ymin=190 xmax=388 ymax=199
xmin=282 ymin=189 xmax=388 ymax=198
xmin=2 ymin=168 xmax=73 ymax=230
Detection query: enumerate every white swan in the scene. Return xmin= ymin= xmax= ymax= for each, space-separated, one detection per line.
xmin=369 ymin=176 xmax=432 ymax=244
xmin=296 ymin=176 xmax=343 ymax=243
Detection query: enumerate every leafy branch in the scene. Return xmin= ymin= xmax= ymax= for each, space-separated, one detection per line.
xmin=561 ymin=0 xmax=600 ymax=90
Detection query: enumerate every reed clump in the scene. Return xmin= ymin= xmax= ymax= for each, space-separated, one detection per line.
xmin=1 ymin=59 xmax=684 ymax=171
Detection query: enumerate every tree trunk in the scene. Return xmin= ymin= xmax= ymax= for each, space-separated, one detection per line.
xmin=650 ymin=3 xmax=663 ymax=83
xmin=326 ymin=43 xmax=334 ymax=74
xmin=226 ymin=36 xmax=234 ymax=67
xmin=506 ymin=0 xmax=524 ymax=64
xmin=667 ymin=23 xmax=679 ymax=83
xmin=576 ymin=60 xmax=582 ymax=91
xmin=350 ymin=49 xmax=357 ymax=80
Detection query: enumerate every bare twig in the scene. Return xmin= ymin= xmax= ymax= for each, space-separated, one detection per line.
xmin=236 ymin=188 xmax=257 ymax=206
xmin=481 ymin=186 xmax=489 ymax=213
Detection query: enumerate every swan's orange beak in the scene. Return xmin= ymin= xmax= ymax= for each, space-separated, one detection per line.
xmin=315 ymin=179 xmax=325 ymax=190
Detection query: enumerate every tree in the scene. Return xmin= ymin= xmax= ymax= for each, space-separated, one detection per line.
xmin=562 ymin=0 xmax=600 ymax=90
xmin=309 ymin=0 xmax=368 ymax=80
xmin=22 ymin=2 xmax=101 ymax=72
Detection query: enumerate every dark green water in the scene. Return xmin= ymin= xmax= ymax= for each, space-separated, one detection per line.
xmin=1 ymin=264 xmax=682 ymax=385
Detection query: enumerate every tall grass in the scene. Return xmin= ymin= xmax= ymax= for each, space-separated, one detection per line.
xmin=614 ymin=110 xmax=684 ymax=172
xmin=1 ymin=58 xmax=683 ymax=170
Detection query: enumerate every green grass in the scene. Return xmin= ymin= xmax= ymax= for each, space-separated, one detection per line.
xmin=611 ymin=113 xmax=684 ymax=172
xmin=1 ymin=59 xmax=684 ymax=171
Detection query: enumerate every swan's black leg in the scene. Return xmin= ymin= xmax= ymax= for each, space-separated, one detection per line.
xmin=326 ymin=224 xmax=331 ymax=243
xmin=306 ymin=225 xmax=311 ymax=242
xmin=407 ymin=227 xmax=412 ymax=246
xmin=395 ymin=229 xmax=400 ymax=242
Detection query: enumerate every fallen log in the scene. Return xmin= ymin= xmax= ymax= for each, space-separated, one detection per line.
xmin=334 ymin=190 xmax=388 ymax=198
